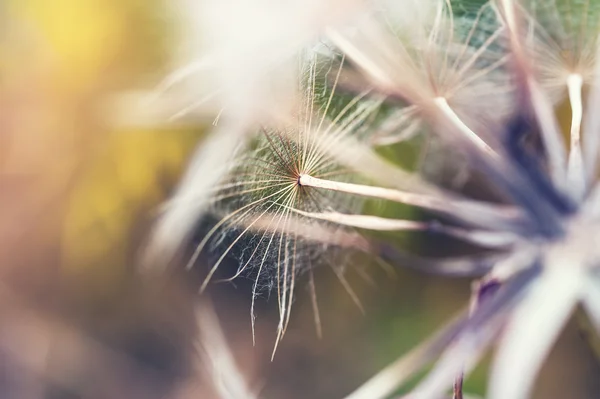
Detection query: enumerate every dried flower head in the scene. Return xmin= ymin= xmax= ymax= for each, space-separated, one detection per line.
xmin=149 ymin=0 xmax=600 ymax=398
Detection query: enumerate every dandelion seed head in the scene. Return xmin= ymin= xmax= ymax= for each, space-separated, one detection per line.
xmin=329 ymin=0 xmax=516 ymax=152
xmin=337 ymin=1 xmax=600 ymax=397
xmin=189 ymin=58 xmax=377 ymax=342
xmin=153 ymin=0 xmax=600 ymax=392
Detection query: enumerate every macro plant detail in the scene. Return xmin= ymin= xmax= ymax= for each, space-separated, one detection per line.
xmin=148 ymin=0 xmax=600 ymax=398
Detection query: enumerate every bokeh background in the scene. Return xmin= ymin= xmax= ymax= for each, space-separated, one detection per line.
xmin=1 ymin=1 xmax=599 ymax=398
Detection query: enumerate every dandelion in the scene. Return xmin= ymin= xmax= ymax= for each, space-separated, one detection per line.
xmin=333 ymin=1 xmax=600 ymax=398
xmin=186 ymin=46 xmax=521 ymax=352
xmin=151 ymin=0 xmax=600 ymax=398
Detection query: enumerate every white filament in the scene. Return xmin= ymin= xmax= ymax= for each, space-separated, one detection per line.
xmin=567 ymin=73 xmax=586 ymax=199
xmin=298 ymin=174 xmax=447 ymax=210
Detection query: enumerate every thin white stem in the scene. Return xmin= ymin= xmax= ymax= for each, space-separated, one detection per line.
xmin=196 ymin=303 xmax=257 ymax=399
xmin=153 ymin=58 xmax=215 ymax=96
xmin=298 ymin=174 xmax=522 ymax=231
xmin=433 ymin=97 xmax=497 ymax=157
xmin=288 ymin=209 xmax=517 ymax=248
xmin=325 ymin=27 xmax=395 ymax=91
xmin=308 ymin=268 xmax=322 ymax=338
xmin=489 ymin=267 xmax=583 ymax=399
xmin=232 ymin=211 xmax=372 ymax=250
xmin=169 ymin=91 xmax=219 ymax=121
xmin=299 ymin=174 xmax=448 ymax=210
xmin=567 ymin=73 xmax=586 ymax=199
xmin=289 ymin=126 xmax=443 ymax=198
xmin=441 ymin=226 xmax=518 ymax=248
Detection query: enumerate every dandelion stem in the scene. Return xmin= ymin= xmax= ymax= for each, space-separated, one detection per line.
xmin=299 ymin=174 xmax=451 ymax=210
xmin=499 ymin=0 xmax=568 ymax=188
xmin=455 ymin=279 xmax=500 ymax=399
xmin=286 ymin=209 xmax=517 ymax=248
xmin=567 ymin=73 xmax=586 ymax=198
xmin=308 ymin=267 xmax=322 ymax=339
xmin=325 ymin=27 xmax=395 ymax=90
xmin=231 ymin=211 xmax=372 ymax=250
xmin=297 ymin=174 xmax=520 ymax=230
xmin=290 ymin=209 xmax=426 ymax=231
xmin=433 ymin=97 xmax=496 ymax=157
xmin=452 ymin=375 xmax=464 ymax=399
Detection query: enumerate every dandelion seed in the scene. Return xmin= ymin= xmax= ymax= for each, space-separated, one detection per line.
xmin=143 ymin=0 xmax=368 ymax=269
xmin=188 ymin=48 xmax=517 ymax=352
